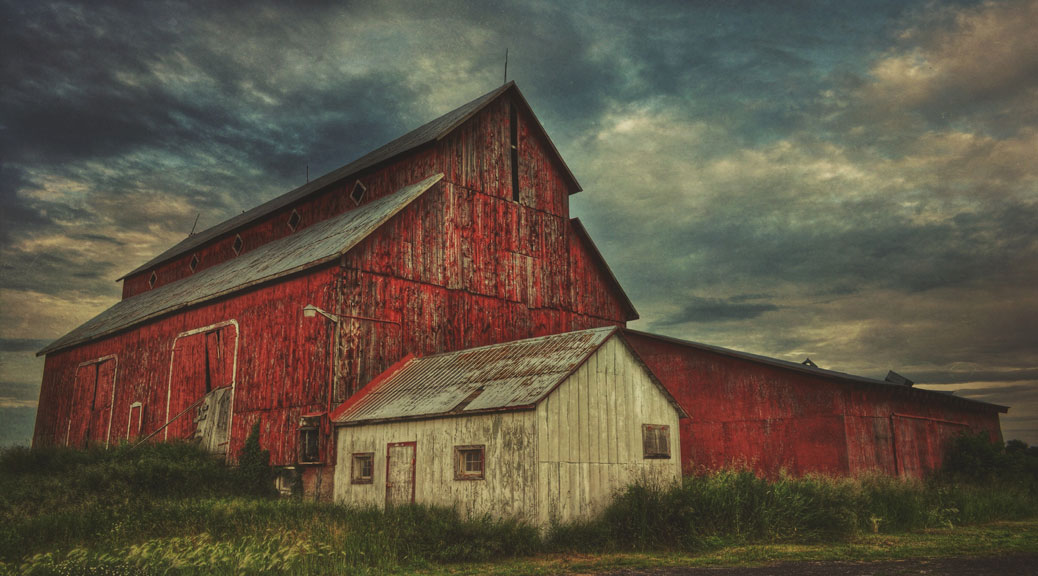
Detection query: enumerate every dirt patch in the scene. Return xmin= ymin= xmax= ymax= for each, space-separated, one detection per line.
xmin=596 ymin=553 xmax=1038 ymax=575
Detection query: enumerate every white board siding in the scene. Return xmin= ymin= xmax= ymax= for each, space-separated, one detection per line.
xmin=534 ymin=336 xmax=681 ymax=526
xmin=334 ymin=410 xmax=539 ymax=521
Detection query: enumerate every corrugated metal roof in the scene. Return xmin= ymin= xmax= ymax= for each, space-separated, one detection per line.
xmin=623 ymin=329 xmax=1010 ymax=413
xmin=333 ymin=327 xmax=619 ymax=424
xmin=39 ymin=174 xmax=443 ymax=356
xmin=121 ymin=82 xmax=580 ymax=280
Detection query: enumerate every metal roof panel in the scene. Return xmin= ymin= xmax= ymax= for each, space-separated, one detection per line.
xmin=39 ymin=174 xmax=443 ymax=356
xmin=334 ymin=327 xmax=617 ymax=423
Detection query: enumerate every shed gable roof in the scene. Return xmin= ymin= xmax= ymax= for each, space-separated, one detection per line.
xmin=121 ymin=82 xmax=579 ymax=280
xmin=332 ymin=327 xmax=686 ymax=425
xmin=39 ymin=174 xmax=443 ymax=356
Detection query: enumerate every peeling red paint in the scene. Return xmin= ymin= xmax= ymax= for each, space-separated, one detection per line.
xmin=623 ymin=331 xmax=1004 ymax=478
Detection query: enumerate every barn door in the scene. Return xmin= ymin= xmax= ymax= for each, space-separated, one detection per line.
xmin=386 ymin=442 xmax=416 ymax=506
xmin=67 ymin=365 xmax=97 ymax=447
xmin=90 ymin=359 xmax=116 ymax=446
xmin=167 ymin=323 xmax=237 ymax=442
xmin=67 ymin=358 xmax=116 ymax=448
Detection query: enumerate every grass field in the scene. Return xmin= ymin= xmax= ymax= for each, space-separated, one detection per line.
xmin=2 ymin=438 xmax=1036 ymax=575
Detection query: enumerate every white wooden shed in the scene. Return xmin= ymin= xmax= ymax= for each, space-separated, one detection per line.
xmin=331 ymin=326 xmax=687 ymax=526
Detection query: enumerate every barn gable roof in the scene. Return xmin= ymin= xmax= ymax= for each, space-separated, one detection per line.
xmin=39 ymin=174 xmax=444 ymax=356
xmin=332 ymin=327 xmax=687 ymax=426
xmin=622 ymin=329 xmax=1009 ymax=413
xmin=120 ymin=81 xmax=579 ymax=281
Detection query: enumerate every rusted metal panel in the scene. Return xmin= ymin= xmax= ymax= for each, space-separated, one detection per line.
xmin=334 ymin=327 xmax=618 ymax=424
xmin=41 ymin=175 xmax=443 ymax=356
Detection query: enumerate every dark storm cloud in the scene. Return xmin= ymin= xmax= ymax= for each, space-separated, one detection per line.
xmin=0 ymin=339 xmax=52 ymax=353
xmin=653 ymin=296 xmax=780 ymax=326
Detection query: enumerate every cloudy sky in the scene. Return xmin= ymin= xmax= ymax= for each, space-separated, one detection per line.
xmin=1 ymin=0 xmax=1036 ymax=447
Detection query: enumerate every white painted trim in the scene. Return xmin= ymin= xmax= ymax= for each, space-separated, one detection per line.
xmin=127 ymin=401 xmax=144 ymax=440
xmin=164 ymin=320 xmax=239 ymax=461
xmin=66 ymin=355 xmax=118 ymax=448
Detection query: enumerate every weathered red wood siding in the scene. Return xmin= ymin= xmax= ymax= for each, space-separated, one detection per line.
xmin=623 ymin=332 xmax=1004 ymax=478
xmin=35 ymin=265 xmax=341 ymax=466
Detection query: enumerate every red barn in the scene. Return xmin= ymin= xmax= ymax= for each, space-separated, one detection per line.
xmin=33 ymin=83 xmax=1005 ymax=494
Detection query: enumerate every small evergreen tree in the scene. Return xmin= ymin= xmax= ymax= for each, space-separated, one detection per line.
xmin=237 ymin=421 xmax=276 ymax=497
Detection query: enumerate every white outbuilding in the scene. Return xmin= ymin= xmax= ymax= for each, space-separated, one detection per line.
xmin=331 ymin=326 xmax=687 ymax=526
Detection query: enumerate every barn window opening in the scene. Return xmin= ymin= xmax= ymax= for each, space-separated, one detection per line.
xmin=148 ymin=271 xmax=157 ymax=289
xmin=232 ymin=234 xmax=244 ymax=256
xmin=299 ymin=427 xmax=320 ymax=463
xmin=642 ymin=424 xmax=671 ymax=459
xmin=351 ymin=452 xmax=374 ymax=484
xmin=454 ymin=445 xmax=485 ymax=480
xmin=189 ymin=254 xmax=200 ymax=273
xmin=350 ymin=181 xmax=367 ymax=205
xmin=509 ymin=103 xmax=520 ymax=203
xmin=287 ymin=209 xmax=301 ymax=231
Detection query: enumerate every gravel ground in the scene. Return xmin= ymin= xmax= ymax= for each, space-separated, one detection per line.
xmin=593 ymin=553 xmax=1038 ymax=576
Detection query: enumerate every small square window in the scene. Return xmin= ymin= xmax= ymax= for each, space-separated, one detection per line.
xmin=642 ymin=424 xmax=671 ymax=459
xmin=454 ymin=445 xmax=485 ymax=480
xmin=232 ymin=234 xmax=244 ymax=256
xmin=350 ymin=181 xmax=367 ymax=205
xmin=287 ymin=209 xmax=301 ymax=231
xmin=148 ymin=271 xmax=157 ymax=289
xmin=189 ymin=254 xmax=200 ymax=272
xmin=352 ymin=452 xmax=374 ymax=484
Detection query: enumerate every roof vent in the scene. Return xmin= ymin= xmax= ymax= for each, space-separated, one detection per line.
xmin=802 ymin=358 xmax=818 ymax=368
xmin=189 ymin=254 xmax=200 ymax=273
xmin=350 ymin=181 xmax=367 ymax=205
xmin=232 ymin=234 xmax=243 ymax=256
xmin=885 ymin=370 xmax=914 ymax=387
xmin=148 ymin=271 xmax=157 ymax=289
xmin=288 ymin=209 xmax=301 ymax=231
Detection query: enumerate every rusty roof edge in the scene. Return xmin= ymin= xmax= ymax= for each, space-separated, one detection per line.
xmin=570 ymin=218 xmax=639 ymax=321
xmin=622 ymin=328 xmax=1010 ymax=413
xmin=524 ymin=326 xmax=621 ymax=408
xmin=330 ymin=353 xmax=417 ymax=423
xmin=614 ymin=331 xmax=690 ymax=419
xmin=335 ymin=404 xmax=538 ymax=428
xmin=39 ymin=175 xmax=443 ymax=357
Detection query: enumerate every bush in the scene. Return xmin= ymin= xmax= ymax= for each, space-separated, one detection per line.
xmin=236 ymin=422 xmax=276 ymax=498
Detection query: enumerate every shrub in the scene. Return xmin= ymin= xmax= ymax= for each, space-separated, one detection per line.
xmin=236 ymin=422 xmax=276 ymax=498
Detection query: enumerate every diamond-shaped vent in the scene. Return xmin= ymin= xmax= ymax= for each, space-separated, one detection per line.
xmin=148 ymin=271 xmax=157 ymax=289
xmin=232 ymin=234 xmax=243 ymax=256
xmin=189 ymin=254 xmax=200 ymax=272
xmin=350 ymin=181 xmax=367 ymax=205
xmin=288 ymin=209 xmax=301 ymax=231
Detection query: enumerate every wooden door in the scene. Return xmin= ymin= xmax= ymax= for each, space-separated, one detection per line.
xmin=385 ymin=442 xmax=416 ymax=506
xmin=67 ymin=365 xmax=97 ymax=447
xmin=90 ymin=359 xmax=116 ymax=446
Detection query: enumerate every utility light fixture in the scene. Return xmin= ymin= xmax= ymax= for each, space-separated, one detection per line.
xmin=302 ymin=304 xmax=338 ymax=323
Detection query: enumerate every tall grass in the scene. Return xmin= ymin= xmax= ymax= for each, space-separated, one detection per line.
xmin=3 ymin=440 xmax=1037 ymax=573
xmin=550 ymin=469 xmax=1038 ymax=552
